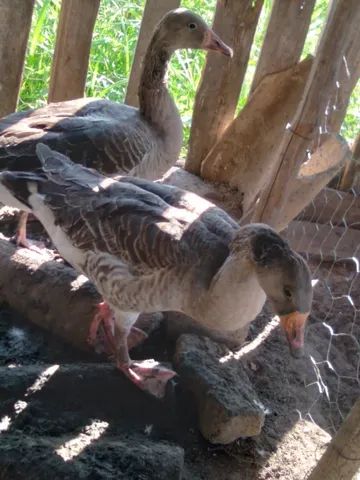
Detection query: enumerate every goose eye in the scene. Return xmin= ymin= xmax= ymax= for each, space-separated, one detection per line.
xmin=284 ymin=287 xmax=292 ymax=299
xmin=188 ymin=22 xmax=197 ymax=30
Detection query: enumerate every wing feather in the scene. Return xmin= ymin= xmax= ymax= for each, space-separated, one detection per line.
xmin=32 ymin=147 xmax=234 ymax=276
xmin=0 ymin=99 xmax=154 ymax=175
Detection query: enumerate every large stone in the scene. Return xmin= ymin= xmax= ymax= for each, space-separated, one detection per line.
xmin=174 ymin=334 xmax=265 ymax=444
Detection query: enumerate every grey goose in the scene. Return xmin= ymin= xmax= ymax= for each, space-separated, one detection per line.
xmin=0 ymin=145 xmax=313 ymax=397
xmin=0 ymin=8 xmax=232 ymax=248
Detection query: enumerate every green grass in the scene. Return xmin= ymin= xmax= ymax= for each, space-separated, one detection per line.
xmin=19 ymin=0 xmax=358 ymax=147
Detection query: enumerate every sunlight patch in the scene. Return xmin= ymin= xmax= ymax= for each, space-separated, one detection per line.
xmin=219 ymin=316 xmax=280 ymax=363
xmin=0 ymin=416 xmax=11 ymax=433
xmin=25 ymin=364 xmax=59 ymax=396
xmin=55 ymin=420 xmax=109 ymax=461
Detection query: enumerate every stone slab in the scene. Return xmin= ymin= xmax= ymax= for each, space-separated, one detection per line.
xmin=174 ymin=334 xmax=265 ymax=444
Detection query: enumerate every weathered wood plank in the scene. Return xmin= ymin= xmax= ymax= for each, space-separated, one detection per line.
xmin=160 ymin=166 xmax=360 ymax=241
xmin=0 ymin=0 xmax=35 ymax=117
xmin=186 ymin=0 xmax=263 ymax=175
xmin=307 ymin=399 xmax=360 ymax=480
xmin=275 ymin=134 xmax=352 ymax=231
xmin=125 ymin=0 xmax=180 ymax=108
xmin=0 ymin=235 xmax=99 ymax=350
xmin=284 ymin=221 xmax=360 ymax=262
xmin=339 ymin=132 xmax=360 ymax=191
xmin=253 ymin=0 xmax=360 ymax=228
xmin=300 ymin=188 xmax=360 ymax=230
xmin=48 ymin=0 xmax=100 ymax=103
xmin=200 ymin=57 xmax=312 ymax=216
xmin=251 ymin=0 xmax=315 ymax=92
xmin=160 ymin=165 xmax=244 ymax=221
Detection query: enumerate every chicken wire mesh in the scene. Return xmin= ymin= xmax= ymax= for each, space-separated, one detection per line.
xmin=285 ymin=183 xmax=360 ymax=434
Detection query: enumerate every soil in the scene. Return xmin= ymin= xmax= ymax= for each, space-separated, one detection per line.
xmin=0 ymin=224 xmax=359 ymax=479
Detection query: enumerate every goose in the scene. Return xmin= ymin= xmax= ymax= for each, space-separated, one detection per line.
xmin=0 ymin=145 xmax=313 ymax=398
xmin=0 ymin=8 xmax=232 ymax=248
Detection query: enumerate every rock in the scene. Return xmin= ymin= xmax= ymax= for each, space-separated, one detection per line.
xmin=164 ymin=311 xmax=250 ymax=350
xmin=0 ymin=433 xmax=184 ymax=480
xmin=174 ymin=334 xmax=265 ymax=444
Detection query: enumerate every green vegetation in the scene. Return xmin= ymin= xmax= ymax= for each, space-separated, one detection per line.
xmin=19 ymin=0 xmax=358 ymax=146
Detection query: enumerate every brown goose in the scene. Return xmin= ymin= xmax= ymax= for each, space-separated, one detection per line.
xmin=0 ymin=145 xmax=313 ymax=398
xmin=0 ymin=8 xmax=232 ymax=248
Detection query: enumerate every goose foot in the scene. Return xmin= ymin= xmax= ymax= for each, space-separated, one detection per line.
xmin=118 ymin=359 xmax=176 ymax=398
xmin=88 ymin=303 xmax=148 ymax=354
xmin=12 ymin=212 xmax=46 ymax=252
xmin=12 ymin=232 xmax=46 ymax=252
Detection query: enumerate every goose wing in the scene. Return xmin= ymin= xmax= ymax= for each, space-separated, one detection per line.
xmin=0 ymin=98 xmax=154 ymax=175
xmin=35 ymin=145 xmax=232 ymax=274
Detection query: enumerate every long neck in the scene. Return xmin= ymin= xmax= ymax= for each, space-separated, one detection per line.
xmin=188 ymin=250 xmax=266 ymax=331
xmin=138 ymin=37 xmax=181 ymax=131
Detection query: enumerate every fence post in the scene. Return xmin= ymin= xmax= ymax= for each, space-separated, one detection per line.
xmin=250 ymin=0 xmax=315 ymax=93
xmin=48 ymin=0 xmax=100 ymax=103
xmin=339 ymin=133 xmax=360 ymax=191
xmin=252 ymin=0 xmax=360 ymax=227
xmin=307 ymin=398 xmax=360 ymax=480
xmin=185 ymin=0 xmax=263 ymax=175
xmin=125 ymin=0 xmax=180 ymax=108
xmin=0 ymin=0 xmax=35 ymax=117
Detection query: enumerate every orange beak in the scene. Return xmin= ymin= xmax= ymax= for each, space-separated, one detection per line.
xmin=279 ymin=312 xmax=309 ymax=358
xmin=202 ymin=30 xmax=233 ymax=57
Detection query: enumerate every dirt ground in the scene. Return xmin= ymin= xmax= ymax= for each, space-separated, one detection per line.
xmin=0 ymin=225 xmax=359 ymax=479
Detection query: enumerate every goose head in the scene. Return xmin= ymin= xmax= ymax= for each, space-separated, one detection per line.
xmin=154 ymin=8 xmax=233 ymax=57
xmin=244 ymin=224 xmax=313 ymax=358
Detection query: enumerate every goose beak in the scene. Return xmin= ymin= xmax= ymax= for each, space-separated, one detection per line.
xmin=280 ymin=312 xmax=309 ymax=358
xmin=202 ymin=30 xmax=233 ymax=57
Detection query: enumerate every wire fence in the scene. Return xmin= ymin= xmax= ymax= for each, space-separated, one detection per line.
xmin=285 ymin=181 xmax=360 ymax=435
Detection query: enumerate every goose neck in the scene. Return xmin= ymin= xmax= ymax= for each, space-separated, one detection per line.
xmin=138 ymin=38 xmax=173 ymax=120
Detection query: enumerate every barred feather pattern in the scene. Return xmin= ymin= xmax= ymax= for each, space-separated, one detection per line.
xmin=29 ymin=146 xmax=237 ymax=320
xmin=0 ymin=13 xmax=185 ymax=180
xmin=0 ymin=98 xmax=181 ymax=180
xmin=0 ymin=145 xmax=312 ymax=334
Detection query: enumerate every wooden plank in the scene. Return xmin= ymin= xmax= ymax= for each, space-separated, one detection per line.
xmin=160 ymin=165 xmax=244 ymax=221
xmin=284 ymin=221 xmax=360 ymax=262
xmin=48 ymin=0 xmax=100 ymax=103
xmin=275 ymin=134 xmax=352 ymax=231
xmin=0 ymin=0 xmax=35 ymax=117
xmin=125 ymin=0 xmax=180 ymax=108
xmin=185 ymin=0 xmax=263 ymax=175
xmin=307 ymin=399 xmax=360 ymax=480
xmin=0 ymin=235 xmax=99 ymax=351
xmin=300 ymin=188 xmax=360 ymax=230
xmin=251 ymin=0 xmax=315 ymax=93
xmin=200 ymin=57 xmax=313 ymax=216
xmin=327 ymin=33 xmax=360 ymax=134
xmin=253 ymin=0 xmax=360 ymax=228
xmin=0 ymin=234 xmax=159 ymax=351
xmin=339 ymin=132 xmax=360 ymax=191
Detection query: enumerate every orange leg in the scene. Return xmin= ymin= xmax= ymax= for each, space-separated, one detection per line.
xmin=88 ymin=302 xmax=148 ymax=354
xmin=14 ymin=211 xmax=45 ymax=252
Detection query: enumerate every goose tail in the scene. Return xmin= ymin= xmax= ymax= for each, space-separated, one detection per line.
xmin=36 ymin=143 xmax=103 ymax=188
xmin=0 ymin=170 xmax=45 ymax=212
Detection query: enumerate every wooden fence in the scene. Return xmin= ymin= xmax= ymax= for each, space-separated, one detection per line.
xmin=0 ymin=1 xmax=359 ymax=477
